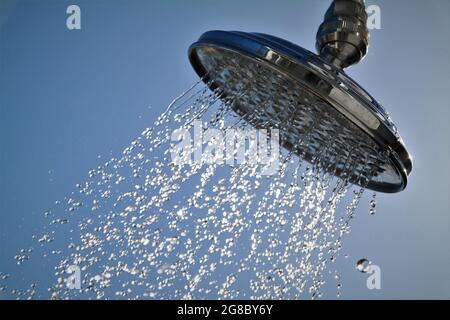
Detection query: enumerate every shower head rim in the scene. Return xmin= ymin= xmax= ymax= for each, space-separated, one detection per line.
xmin=188 ymin=30 xmax=412 ymax=193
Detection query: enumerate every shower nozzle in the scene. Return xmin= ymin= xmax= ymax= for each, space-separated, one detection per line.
xmin=188 ymin=1 xmax=412 ymax=193
xmin=316 ymin=0 xmax=369 ymax=69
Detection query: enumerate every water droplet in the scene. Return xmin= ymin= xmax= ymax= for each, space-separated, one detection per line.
xmin=369 ymin=192 xmax=377 ymax=215
xmin=356 ymin=259 xmax=371 ymax=273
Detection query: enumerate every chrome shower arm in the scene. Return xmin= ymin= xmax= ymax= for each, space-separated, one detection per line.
xmin=316 ymin=0 xmax=369 ymax=69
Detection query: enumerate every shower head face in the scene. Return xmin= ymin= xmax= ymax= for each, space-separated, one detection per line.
xmin=189 ymin=31 xmax=412 ymax=193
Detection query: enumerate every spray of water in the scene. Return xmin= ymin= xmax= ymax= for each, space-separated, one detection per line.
xmin=1 ymin=79 xmax=378 ymax=300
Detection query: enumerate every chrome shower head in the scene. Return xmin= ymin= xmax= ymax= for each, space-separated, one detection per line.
xmin=188 ymin=1 xmax=412 ymax=193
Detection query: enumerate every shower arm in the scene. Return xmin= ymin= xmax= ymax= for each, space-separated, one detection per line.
xmin=316 ymin=0 xmax=369 ymax=69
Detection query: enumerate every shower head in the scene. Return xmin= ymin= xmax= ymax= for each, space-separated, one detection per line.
xmin=188 ymin=1 xmax=412 ymax=193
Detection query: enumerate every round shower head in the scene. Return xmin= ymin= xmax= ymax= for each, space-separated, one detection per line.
xmin=188 ymin=30 xmax=412 ymax=193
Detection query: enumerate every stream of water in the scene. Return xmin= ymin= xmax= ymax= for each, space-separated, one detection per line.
xmin=1 ymin=80 xmax=377 ymax=300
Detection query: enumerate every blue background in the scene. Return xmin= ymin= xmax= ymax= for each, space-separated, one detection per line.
xmin=0 ymin=0 xmax=449 ymax=299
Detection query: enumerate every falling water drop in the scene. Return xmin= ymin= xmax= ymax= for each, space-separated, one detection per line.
xmin=356 ymin=259 xmax=371 ymax=273
xmin=369 ymin=192 xmax=377 ymax=215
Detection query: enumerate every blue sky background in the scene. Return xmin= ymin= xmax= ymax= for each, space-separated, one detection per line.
xmin=0 ymin=0 xmax=449 ymax=299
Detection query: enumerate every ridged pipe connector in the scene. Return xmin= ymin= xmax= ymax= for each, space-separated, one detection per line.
xmin=316 ymin=0 xmax=369 ymax=69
